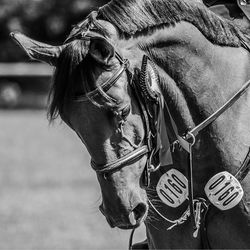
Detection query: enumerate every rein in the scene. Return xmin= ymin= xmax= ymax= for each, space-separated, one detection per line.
xmin=183 ymin=37 xmax=250 ymax=141
xmin=184 ymin=79 xmax=250 ymax=140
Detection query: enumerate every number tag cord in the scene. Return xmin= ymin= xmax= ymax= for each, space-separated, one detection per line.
xmin=187 ymin=132 xmax=196 ymax=230
xmin=129 ymin=228 xmax=135 ymax=250
xmin=148 ymin=198 xmax=207 ymax=237
xmin=154 ymin=168 xmax=206 ymax=237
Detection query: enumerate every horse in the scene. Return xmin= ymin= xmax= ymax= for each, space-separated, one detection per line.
xmin=10 ymin=0 xmax=250 ymax=248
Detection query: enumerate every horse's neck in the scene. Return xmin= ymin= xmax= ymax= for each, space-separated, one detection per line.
xmin=160 ymin=22 xmax=250 ymax=174
xmin=121 ymin=20 xmax=250 ymax=173
xmin=130 ymin=21 xmax=250 ymax=179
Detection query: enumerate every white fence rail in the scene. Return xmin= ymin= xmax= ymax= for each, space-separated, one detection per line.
xmin=0 ymin=63 xmax=53 ymax=77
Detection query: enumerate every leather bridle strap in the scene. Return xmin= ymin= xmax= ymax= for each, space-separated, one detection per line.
xmin=86 ymin=52 xmax=130 ymax=101
xmin=184 ymin=79 xmax=250 ymax=140
xmin=91 ymin=145 xmax=149 ymax=174
xmin=235 ymin=147 xmax=250 ymax=181
xmin=74 ymin=54 xmax=129 ymax=103
xmin=90 ymin=60 xmax=152 ymax=178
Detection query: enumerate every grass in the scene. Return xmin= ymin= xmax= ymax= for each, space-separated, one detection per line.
xmin=0 ymin=110 xmax=145 ymax=250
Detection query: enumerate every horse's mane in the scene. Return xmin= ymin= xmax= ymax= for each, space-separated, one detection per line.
xmin=99 ymin=0 xmax=246 ymax=47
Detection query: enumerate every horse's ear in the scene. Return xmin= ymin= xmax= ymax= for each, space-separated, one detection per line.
xmin=89 ymin=37 xmax=115 ymax=65
xmin=10 ymin=32 xmax=63 ymax=66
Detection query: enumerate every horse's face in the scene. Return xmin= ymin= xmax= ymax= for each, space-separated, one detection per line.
xmin=11 ymin=31 xmax=148 ymax=229
xmin=64 ymin=41 xmax=148 ymax=229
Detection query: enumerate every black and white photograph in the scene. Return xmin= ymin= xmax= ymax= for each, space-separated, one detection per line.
xmin=1 ymin=0 xmax=250 ymax=249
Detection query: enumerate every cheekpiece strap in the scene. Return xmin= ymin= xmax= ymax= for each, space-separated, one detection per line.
xmin=235 ymin=147 xmax=250 ymax=182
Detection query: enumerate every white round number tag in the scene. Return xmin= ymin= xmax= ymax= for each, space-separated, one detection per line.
xmin=156 ymin=169 xmax=188 ymax=207
xmin=204 ymin=171 xmax=244 ymax=211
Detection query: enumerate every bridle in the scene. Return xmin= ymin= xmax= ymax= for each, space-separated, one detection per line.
xmin=66 ymin=12 xmax=161 ymax=187
xmin=74 ymin=50 xmax=160 ymax=186
xmin=85 ymin=52 xmax=162 ymax=187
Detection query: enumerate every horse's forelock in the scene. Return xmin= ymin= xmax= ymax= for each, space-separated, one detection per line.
xmin=48 ymin=39 xmax=92 ymax=121
xmin=63 ymin=40 xmax=90 ymax=66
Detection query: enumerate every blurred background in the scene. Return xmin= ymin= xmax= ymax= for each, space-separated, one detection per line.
xmin=0 ymin=0 xmax=145 ymax=249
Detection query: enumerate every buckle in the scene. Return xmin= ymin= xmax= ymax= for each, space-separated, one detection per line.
xmin=204 ymin=171 xmax=244 ymax=210
xmin=156 ymin=169 xmax=188 ymax=207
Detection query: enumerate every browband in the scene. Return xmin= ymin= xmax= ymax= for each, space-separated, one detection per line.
xmin=74 ymin=56 xmax=129 ymax=102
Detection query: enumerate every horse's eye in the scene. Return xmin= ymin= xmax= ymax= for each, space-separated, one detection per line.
xmin=113 ymin=105 xmax=131 ymax=122
xmin=121 ymin=105 xmax=131 ymax=119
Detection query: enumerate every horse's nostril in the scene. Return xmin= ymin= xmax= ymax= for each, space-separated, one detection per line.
xmin=131 ymin=202 xmax=147 ymax=223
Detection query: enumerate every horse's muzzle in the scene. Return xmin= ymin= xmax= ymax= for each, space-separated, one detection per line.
xmin=99 ymin=202 xmax=148 ymax=229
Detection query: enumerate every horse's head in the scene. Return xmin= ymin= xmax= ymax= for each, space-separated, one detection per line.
xmin=10 ymin=17 xmax=152 ymax=230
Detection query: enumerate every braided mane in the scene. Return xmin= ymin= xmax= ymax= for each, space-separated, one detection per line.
xmin=99 ymin=0 xmax=246 ymax=47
